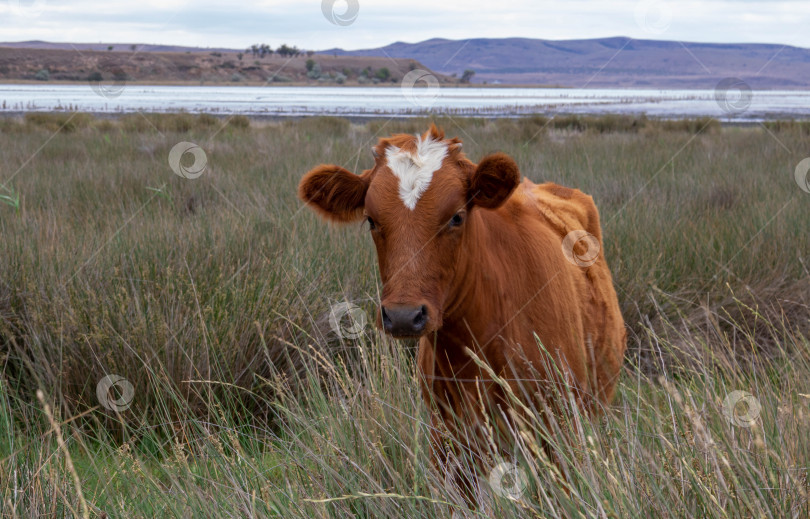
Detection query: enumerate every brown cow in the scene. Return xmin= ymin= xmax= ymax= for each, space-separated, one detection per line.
xmin=298 ymin=125 xmax=626 ymax=495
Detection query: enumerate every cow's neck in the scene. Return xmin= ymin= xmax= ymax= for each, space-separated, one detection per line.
xmin=433 ymin=207 xmax=510 ymax=367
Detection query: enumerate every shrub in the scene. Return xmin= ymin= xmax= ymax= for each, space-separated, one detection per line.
xmin=34 ymin=69 xmax=50 ymax=81
xmin=306 ymin=63 xmax=322 ymax=80
xmin=656 ymin=117 xmax=720 ymax=134
xmin=196 ymin=113 xmax=219 ymax=128
xmin=24 ymin=112 xmax=94 ymax=132
xmin=0 ymin=117 xmax=21 ymax=133
xmin=118 ymin=113 xmax=196 ymax=133
xmin=227 ymin=115 xmax=250 ymax=129
xmin=286 ymin=116 xmax=350 ymax=135
xmin=762 ymin=120 xmax=810 ymax=136
xmin=92 ymin=118 xmax=117 ymax=132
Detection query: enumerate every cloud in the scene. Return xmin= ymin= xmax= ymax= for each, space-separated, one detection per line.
xmin=0 ymin=0 xmax=808 ymax=50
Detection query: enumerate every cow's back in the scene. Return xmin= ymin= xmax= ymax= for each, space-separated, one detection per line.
xmin=518 ymin=179 xmax=626 ymax=404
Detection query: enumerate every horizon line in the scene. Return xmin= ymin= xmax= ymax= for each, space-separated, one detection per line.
xmin=1 ymin=35 xmax=807 ymax=53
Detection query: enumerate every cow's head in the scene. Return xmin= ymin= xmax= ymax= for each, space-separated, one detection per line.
xmin=298 ymin=125 xmax=520 ymax=338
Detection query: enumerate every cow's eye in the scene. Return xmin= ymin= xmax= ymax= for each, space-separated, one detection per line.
xmin=366 ymin=216 xmax=376 ymax=230
xmin=449 ymin=212 xmax=464 ymax=228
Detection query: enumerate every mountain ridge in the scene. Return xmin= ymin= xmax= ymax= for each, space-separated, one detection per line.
xmin=320 ymin=36 xmax=810 ymax=89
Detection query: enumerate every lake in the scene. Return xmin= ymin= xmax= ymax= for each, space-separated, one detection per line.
xmin=2 ymin=84 xmax=809 ymax=120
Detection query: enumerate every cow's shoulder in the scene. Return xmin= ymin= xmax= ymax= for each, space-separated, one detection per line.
xmin=513 ymin=179 xmax=603 ymax=242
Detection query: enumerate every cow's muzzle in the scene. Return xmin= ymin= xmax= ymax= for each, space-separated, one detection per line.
xmin=381 ymin=304 xmax=429 ymax=337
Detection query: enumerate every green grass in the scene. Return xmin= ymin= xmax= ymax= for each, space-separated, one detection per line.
xmin=0 ymin=113 xmax=808 ymax=517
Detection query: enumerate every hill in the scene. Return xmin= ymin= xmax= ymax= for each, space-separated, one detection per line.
xmin=322 ymin=36 xmax=810 ymax=89
xmin=0 ymin=46 xmax=449 ymax=86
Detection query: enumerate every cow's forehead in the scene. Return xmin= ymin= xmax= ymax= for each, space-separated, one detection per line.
xmin=383 ymin=135 xmax=449 ymax=210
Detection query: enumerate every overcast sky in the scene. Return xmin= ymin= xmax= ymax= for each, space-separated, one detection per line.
xmin=2 ymin=0 xmax=809 ymax=50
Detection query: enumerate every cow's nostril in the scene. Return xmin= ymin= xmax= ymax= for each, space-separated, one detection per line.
xmin=381 ymin=306 xmax=393 ymax=332
xmin=412 ymin=305 xmax=428 ymax=329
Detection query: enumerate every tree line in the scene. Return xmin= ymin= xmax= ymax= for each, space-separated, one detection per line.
xmin=246 ymin=43 xmax=312 ymax=58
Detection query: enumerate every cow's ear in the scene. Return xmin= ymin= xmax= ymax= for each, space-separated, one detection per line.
xmin=468 ymin=152 xmax=520 ymax=209
xmin=298 ymin=164 xmax=370 ymax=223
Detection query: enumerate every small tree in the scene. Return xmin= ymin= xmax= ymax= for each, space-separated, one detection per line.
xmin=305 ymin=59 xmax=316 ymax=72
xmin=460 ymin=69 xmax=475 ymax=83
xmin=237 ymin=52 xmax=243 ymax=61
xmin=374 ymin=67 xmax=390 ymax=81
xmin=34 ymin=69 xmax=49 ymax=81
xmin=107 ymin=45 xmax=114 ymax=51
xmin=276 ymin=44 xmax=301 ymax=57
xmin=130 ymin=44 xmax=137 ymax=52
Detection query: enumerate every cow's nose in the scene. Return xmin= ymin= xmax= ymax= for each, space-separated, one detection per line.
xmin=381 ymin=305 xmax=428 ymax=337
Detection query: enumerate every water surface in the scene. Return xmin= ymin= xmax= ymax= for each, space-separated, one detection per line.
xmin=2 ymin=84 xmax=808 ymax=120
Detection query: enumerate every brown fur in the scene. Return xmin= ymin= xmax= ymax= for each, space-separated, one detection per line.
xmin=299 ymin=125 xmax=627 ymax=485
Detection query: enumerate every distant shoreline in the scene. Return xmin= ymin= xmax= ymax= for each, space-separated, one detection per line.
xmin=2 ymin=80 xmax=808 ymax=91
xmin=0 ymin=79 xmax=569 ymax=89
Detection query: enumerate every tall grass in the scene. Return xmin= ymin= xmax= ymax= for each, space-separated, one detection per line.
xmin=1 ymin=113 xmax=808 ymax=517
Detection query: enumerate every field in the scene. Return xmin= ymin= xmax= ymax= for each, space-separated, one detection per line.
xmin=1 ymin=113 xmax=809 ymax=518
